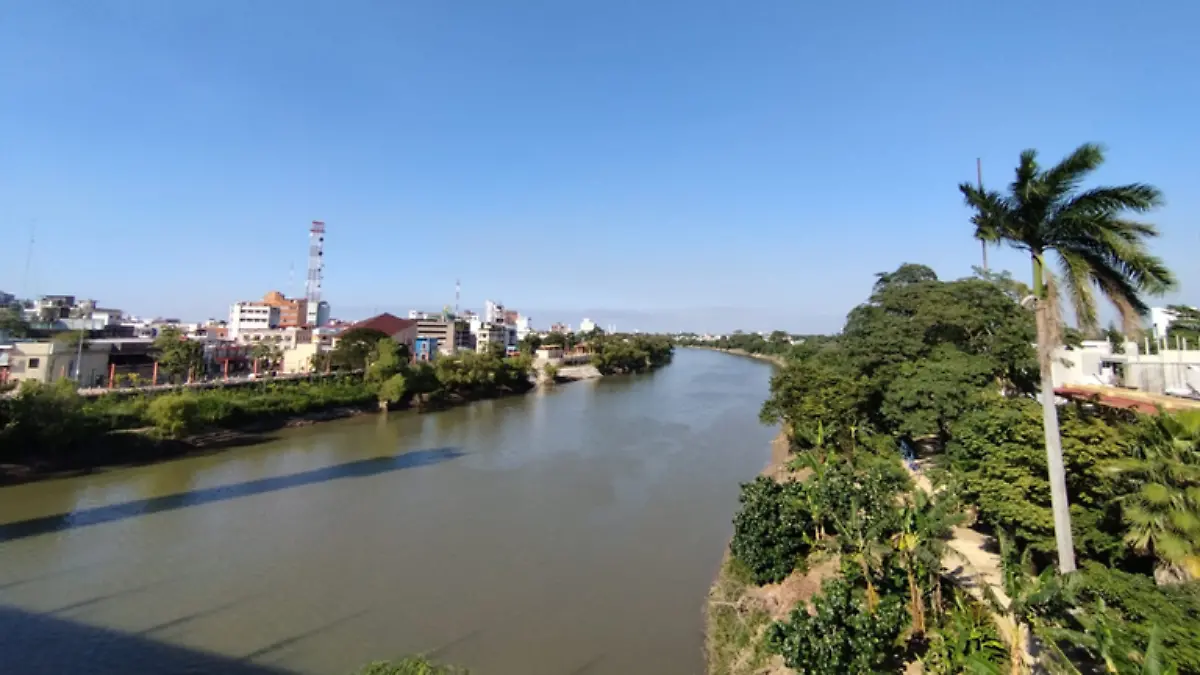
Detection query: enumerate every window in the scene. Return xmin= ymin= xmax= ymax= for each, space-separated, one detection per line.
xmin=28 ymin=358 xmax=40 ymax=368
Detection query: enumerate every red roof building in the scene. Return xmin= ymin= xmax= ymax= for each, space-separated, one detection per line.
xmin=340 ymin=313 xmax=419 ymax=348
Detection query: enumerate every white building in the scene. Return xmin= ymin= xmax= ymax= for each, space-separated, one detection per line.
xmin=514 ymin=314 xmax=534 ymax=341
xmin=229 ymin=302 xmax=280 ymax=340
xmin=484 ymin=300 xmax=506 ymax=325
xmin=474 ymin=323 xmax=507 ymax=353
xmin=305 ymin=300 xmax=331 ymax=328
xmin=1150 ymin=306 xmax=1195 ymax=339
xmin=579 ymin=318 xmax=597 ymax=333
xmin=1052 ymin=339 xmax=1200 ymax=397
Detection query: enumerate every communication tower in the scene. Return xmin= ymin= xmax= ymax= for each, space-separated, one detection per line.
xmin=306 ymin=220 xmax=326 ymax=315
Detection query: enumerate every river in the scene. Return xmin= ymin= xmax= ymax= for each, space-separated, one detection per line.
xmin=0 ymin=349 xmax=776 ymax=675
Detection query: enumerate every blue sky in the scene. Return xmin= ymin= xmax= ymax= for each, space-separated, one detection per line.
xmin=2 ymin=1 xmax=1197 ymax=333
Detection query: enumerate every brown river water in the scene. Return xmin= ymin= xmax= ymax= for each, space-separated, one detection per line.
xmin=0 ymin=349 xmax=776 ymax=675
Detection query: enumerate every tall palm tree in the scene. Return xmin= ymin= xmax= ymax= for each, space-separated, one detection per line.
xmin=959 ymin=143 xmax=1176 ymax=572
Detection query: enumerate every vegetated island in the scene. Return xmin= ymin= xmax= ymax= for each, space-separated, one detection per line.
xmin=0 ymin=330 xmax=673 ymax=485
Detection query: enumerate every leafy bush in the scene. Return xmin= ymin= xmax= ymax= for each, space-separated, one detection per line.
xmin=1074 ymin=562 xmax=1200 ymax=672
xmin=730 ymin=477 xmax=812 ymax=584
xmin=0 ymin=380 xmax=100 ymax=460
xmin=590 ymin=335 xmax=674 ymax=374
xmin=766 ymin=577 xmax=907 ymax=673
xmin=146 ymin=393 xmax=204 ymax=438
xmin=378 ymin=373 xmax=408 ymax=406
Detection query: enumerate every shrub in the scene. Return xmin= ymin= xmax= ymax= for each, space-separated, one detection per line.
xmin=146 ymin=393 xmax=203 ymax=438
xmin=730 ymin=477 xmax=812 ymax=584
xmin=766 ymin=577 xmax=907 ymax=673
xmin=0 ymin=380 xmax=98 ymax=459
xmin=378 ymin=373 xmax=408 ymax=406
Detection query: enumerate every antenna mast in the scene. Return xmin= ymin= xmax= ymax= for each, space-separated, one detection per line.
xmin=455 ymin=278 xmax=460 ymax=315
xmin=306 ymin=221 xmax=326 ymax=325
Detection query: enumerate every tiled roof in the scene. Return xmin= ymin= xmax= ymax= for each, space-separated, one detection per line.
xmin=345 ymin=313 xmax=418 ymax=337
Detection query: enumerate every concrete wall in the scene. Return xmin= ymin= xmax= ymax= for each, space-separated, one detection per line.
xmin=4 ymin=341 xmax=111 ymax=386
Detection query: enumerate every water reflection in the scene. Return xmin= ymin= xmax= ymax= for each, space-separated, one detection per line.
xmin=0 ymin=448 xmax=464 ymax=543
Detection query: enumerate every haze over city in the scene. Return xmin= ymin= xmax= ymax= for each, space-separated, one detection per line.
xmin=2 ymin=1 xmax=1197 ymax=333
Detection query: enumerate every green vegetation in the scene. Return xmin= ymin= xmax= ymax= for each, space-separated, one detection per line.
xmin=960 ymin=142 xmax=1175 ymax=573
xmin=588 ymin=334 xmax=674 ymax=374
xmin=0 ymin=345 xmax=536 ymax=473
xmin=715 ymin=251 xmax=1196 ymax=671
xmin=353 ymin=657 xmax=467 ymax=674
xmin=153 ymin=327 xmax=206 ymax=381
xmin=676 ymin=330 xmax=806 ymax=358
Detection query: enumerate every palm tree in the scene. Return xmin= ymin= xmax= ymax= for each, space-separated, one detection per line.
xmin=1104 ymin=411 xmax=1200 ymax=584
xmin=959 ymin=143 xmax=1176 ymax=573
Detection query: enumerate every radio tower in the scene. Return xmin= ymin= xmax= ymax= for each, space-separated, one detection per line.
xmin=306 ymin=221 xmax=326 ymax=325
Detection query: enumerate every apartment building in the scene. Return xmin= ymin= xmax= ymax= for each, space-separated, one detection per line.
xmin=229 ymin=302 xmax=281 ymax=339
xmin=415 ymin=318 xmax=471 ymax=355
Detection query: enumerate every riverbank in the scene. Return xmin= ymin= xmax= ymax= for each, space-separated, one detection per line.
xmin=705 ymin=430 xmax=792 ymax=675
xmin=2 ymin=342 xmax=675 ymax=486
xmin=685 ymin=346 xmax=787 ymax=368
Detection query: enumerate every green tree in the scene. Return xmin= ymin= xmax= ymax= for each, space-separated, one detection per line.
xmin=365 ymin=337 xmax=405 ymax=384
xmin=377 ymin=373 xmax=408 ymax=407
xmin=332 ymin=328 xmax=390 ymax=370
xmin=249 ymin=342 xmax=282 ymax=372
xmin=153 ymin=328 xmax=205 ymax=381
xmin=960 ymin=143 xmax=1176 ymax=572
xmin=518 ymin=333 xmax=543 ymax=355
xmin=0 ymin=306 xmax=30 ymax=337
xmin=542 ymin=331 xmax=568 ymax=348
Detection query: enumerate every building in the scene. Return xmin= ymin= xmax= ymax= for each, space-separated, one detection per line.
xmin=233 ymin=326 xmax=313 ymax=349
xmin=413 ymin=337 xmax=439 ymax=362
xmin=514 ymin=315 xmax=534 ymax=341
xmin=503 ymin=309 xmax=520 ymax=325
xmin=474 ymin=323 xmax=507 ymax=353
xmin=229 ymin=302 xmax=281 ymax=339
xmin=550 ymin=322 xmax=570 ymax=334
xmin=338 ymin=313 xmax=418 ymax=351
xmin=1150 ymin=306 xmax=1193 ymax=339
xmin=260 ymin=291 xmax=308 ymax=328
xmin=1052 ymin=340 xmax=1200 ymax=397
xmin=580 ymin=318 xmax=597 ymax=333
xmin=1 ymin=340 xmax=111 ymax=386
xmin=415 ymin=318 xmax=471 ymax=355
xmin=306 ymin=300 xmax=331 ymax=328
xmin=484 ymin=300 xmax=506 ymax=325
xmin=0 ymin=290 xmax=14 ymax=306
xmin=282 ymin=343 xmax=322 ymax=374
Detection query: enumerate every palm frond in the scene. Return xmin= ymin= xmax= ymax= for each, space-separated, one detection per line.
xmin=1057 ymin=184 xmax=1164 ymax=220
xmin=1012 ymin=149 xmax=1040 ymax=203
xmin=1042 ymin=142 xmax=1105 ymax=207
xmin=1059 ymin=251 xmax=1099 ymax=331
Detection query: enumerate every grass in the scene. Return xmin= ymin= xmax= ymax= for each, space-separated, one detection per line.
xmin=705 ymin=557 xmax=775 ymax=675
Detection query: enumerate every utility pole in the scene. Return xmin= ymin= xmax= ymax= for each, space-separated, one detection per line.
xmin=977 ymin=158 xmax=988 ymax=272
xmin=74 ymin=327 xmax=85 ymax=386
